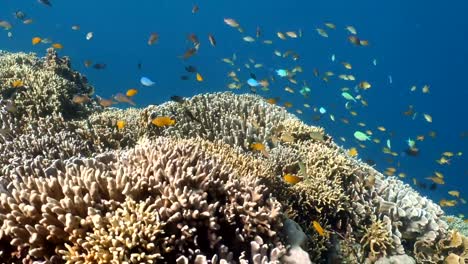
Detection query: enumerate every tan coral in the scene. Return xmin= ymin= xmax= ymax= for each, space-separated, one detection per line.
xmin=0 ymin=137 xmax=287 ymax=263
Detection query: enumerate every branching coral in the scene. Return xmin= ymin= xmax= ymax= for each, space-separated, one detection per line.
xmin=1 ymin=49 xmax=467 ymax=263
xmin=360 ymin=218 xmax=393 ymax=259
xmin=0 ymin=137 xmax=287 ymax=263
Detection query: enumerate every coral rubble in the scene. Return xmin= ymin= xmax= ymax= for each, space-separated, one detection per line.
xmin=0 ymin=50 xmax=467 ymax=263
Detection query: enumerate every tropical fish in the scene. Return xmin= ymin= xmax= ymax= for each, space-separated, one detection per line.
xmin=247 ymin=78 xmax=260 ymax=87
xmin=354 ymin=131 xmax=370 ymax=141
xmin=126 ymin=88 xmax=138 ymax=97
xmin=423 ymin=114 xmax=432 ymax=123
xmin=86 ymin=32 xmax=93 ymax=40
xmin=345 ymin=26 xmax=357 ymax=34
xmin=114 ymin=93 xmax=136 ymax=106
xmin=316 ymin=28 xmax=328 ymax=38
xmin=196 ymin=73 xmax=203 ymax=82
xmin=38 ymin=0 xmax=52 ymax=7
xmin=224 ymin=18 xmax=239 ymax=28
xmin=285 ymin=31 xmax=298 ymax=38
xmin=181 ymin=47 xmax=197 ymax=59
xmin=341 ymin=92 xmax=356 ymax=102
xmin=208 ymin=34 xmax=216 ymax=46
xmin=72 ymin=94 xmax=90 ymax=104
xmin=276 ymin=69 xmax=288 ymax=77
xmin=51 ymin=43 xmax=63 ymax=49
xmin=170 ymin=95 xmax=185 ymax=103
xmin=192 ymin=4 xmax=199 ymax=13
xmin=92 ymin=63 xmax=106 ymax=69
xmin=32 ymin=37 xmax=41 ymax=45
xmin=348 ymin=35 xmax=360 ymax=45
xmin=312 ymin=221 xmax=326 ymax=236
xmin=358 ymin=81 xmax=371 ymax=90
xmin=11 ymin=80 xmax=24 ymax=88
xmin=448 ymin=190 xmax=460 ymax=198
xmin=116 ymin=120 xmax=126 ymax=129
xmin=140 ymin=76 xmax=155 ymax=86
xmin=147 ymin=33 xmax=159 ymax=45
xmin=152 ymin=116 xmax=176 ymax=127
xmin=283 ymin=174 xmax=301 ymax=184
xmin=250 ymin=142 xmax=265 ymax=151
xmin=348 ymin=147 xmax=358 ymax=157
xmin=97 ymin=97 xmax=115 ymax=107
xmin=0 ymin=20 xmax=12 ymax=30
xmin=14 ymin=11 xmax=27 ymax=20
xmin=277 ymin=32 xmax=286 ymax=40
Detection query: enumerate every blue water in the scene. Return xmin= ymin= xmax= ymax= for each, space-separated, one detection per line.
xmin=1 ymin=0 xmax=467 ymax=216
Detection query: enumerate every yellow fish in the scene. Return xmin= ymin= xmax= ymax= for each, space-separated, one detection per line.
xmin=358 ymin=81 xmax=371 ymax=90
xmin=250 ymin=142 xmax=265 ymax=151
xmin=196 ymin=72 xmax=203 ymax=82
xmin=348 ymin=147 xmax=358 ymax=157
xmin=448 ymin=190 xmax=460 ymax=198
xmin=152 ymin=116 xmax=176 ymax=127
xmin=11 ymin=80 xmax=24 ymax=88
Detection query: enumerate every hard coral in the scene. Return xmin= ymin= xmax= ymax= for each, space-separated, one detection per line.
xmin=0 ymin=137 xmax=287 ymax=263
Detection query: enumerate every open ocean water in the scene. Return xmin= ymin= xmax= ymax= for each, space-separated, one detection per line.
xmin=1 ymin=0 xmax=467 ymax=217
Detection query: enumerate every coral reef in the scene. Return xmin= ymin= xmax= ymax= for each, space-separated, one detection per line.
xmin=0 ymin=50 xmax=467 ymax=263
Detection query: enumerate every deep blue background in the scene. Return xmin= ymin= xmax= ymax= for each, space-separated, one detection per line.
xmin=1 ymin=0 xmax=467 ymax=215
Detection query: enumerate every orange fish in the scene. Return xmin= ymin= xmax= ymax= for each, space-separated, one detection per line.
xmin=250 ymin=142 xmax=265 ymax=151
xmin=51 ymin=43 xmax=63 ymax=49
xmin=32 ymin=37 xmax=41 ymax=45
xmin=283 ymin=173 xmax=301 ymax=184
xmin=348 ymin=147 xmax=358 ymax=157
xmin=126 ymin=88 xmax=138 ymax=97
xmin=152 ymin=116 xmax=176 ymax=127
xmin=312 ymin=221 xmax=326 ymax=236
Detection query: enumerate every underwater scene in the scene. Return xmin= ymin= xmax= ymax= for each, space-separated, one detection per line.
xmin=0 ymin=0 xmax=467 ymax=263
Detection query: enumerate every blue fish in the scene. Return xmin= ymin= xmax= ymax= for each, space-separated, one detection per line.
xmin=276 ymin=69 xmax=288 ymax=77
xmin=140 ymin=76 xmax=155 ymax=86
xmin=247 ymin=78 xmax=260 ymax=87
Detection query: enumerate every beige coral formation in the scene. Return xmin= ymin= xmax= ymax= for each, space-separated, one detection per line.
xmin=0 ymin=138 xmax=287 ymax=263
xmin=0 ymin=50 xmax=467 ymax=263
